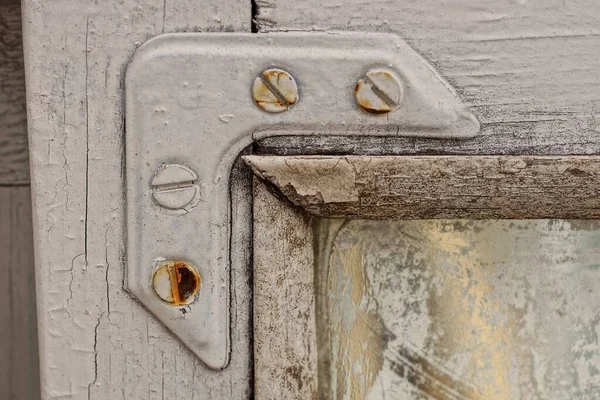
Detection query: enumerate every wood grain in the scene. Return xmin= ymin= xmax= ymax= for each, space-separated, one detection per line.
xmin=22 ymin=1 xmax=251 ymax=398
xmin=255 ymin=0 xmax=600 ymax=156
xmin=245 ymin=155 xmax=600 ymax=219
xmin=0 ymin=186 xmax=40 ymax=400
xmin=21 ymin=0 xmax=600 ymax=397
xmin=253 ymin=179 xmax=318 ymax=400
xmin=0 ymin=5 xmax=28 ymax=185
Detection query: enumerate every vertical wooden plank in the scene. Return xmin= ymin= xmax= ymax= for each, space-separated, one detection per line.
xmin=21 ymin=0 xmax=251 ymax=398
xmin=0 ymin=3 xmax=38 ymax=397
xmin=253 ymin=179 xmax=318 ymax=399
xmin=0 ymin=4 xmax=28 ymax=185
xmin=0 ymin=186 xmax=40 ymax=400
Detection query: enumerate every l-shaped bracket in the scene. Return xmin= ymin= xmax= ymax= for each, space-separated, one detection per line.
xmin=125 ymin=32 xmax=479 ymax=370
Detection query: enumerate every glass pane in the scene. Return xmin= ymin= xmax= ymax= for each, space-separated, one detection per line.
xmin=314 ymin=219 xmax=600 ymax=399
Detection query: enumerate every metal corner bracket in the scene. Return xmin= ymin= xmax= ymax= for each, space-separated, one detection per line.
xmin=125 ymin=32 xmax=479 ymax=370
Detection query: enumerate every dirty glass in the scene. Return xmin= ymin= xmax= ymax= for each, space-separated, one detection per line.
xmin=314 ymin=219 xmax=600 ymax=399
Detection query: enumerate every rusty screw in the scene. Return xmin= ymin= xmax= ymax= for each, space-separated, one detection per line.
xmin=251 ymin=68 xmax=299 ymax=113
xmin=151 ymin=163 xmax=198 ymax=210
xmin=152 ymin=260 xmax=202 ymax=305
xmin=355 ymin=68 xmax=404 ymax=114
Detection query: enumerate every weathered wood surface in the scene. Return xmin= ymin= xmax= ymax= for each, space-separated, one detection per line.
xmin=21 ymin=0 xmax=600 ymax=397
xmin=0 ymin=186 xmax=40 ymax=400
xmin=255 ymin=0 xmax=600 ymax=156
xmin=0 ymin=5 xmax=28 ymax=185
xmin=253 ymin=179 xmax=318 ymax=400
xmin=22 ymin=1 xmax=251 ymax=398
xmin=245 ymin=155 xmax=600 ymax=219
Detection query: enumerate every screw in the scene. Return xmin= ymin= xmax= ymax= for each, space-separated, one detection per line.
xmin=152 ymin=260 xmax=202 ymax=305
xmin=151 ymin=163 xmax=198 ymax=210
xmin=252 ymin=68 xmax=299 ymax=113
xmin=355 ymin=68 xmax=404 ymax=114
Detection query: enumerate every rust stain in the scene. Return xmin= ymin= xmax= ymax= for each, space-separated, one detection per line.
xmin=379 ymin=71 xmax=393 ymax=79
xmin=252 ymin=68 xmax=299 ymax=112
xmin=152 ymin=260 xmax=201 ymax=305
xmin=355 ymin=80 xmax=391 ymax=114
xmin=355 ymin=69 xmax=401 ymax=114
xmin=264 ymin=69 xmax=298 ymax=105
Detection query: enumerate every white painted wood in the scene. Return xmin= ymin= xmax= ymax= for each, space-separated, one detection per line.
xmin=0 ymin=186 xmax=40 ymax=400
xmin=255 ymin=0 xmax=600 ymax=155
xmin=0 ymin=4 xmax=28 ymax=185
xmin=22 ymin=0 xmax=600 ymax=397
xmin=21 ymin=1 xmax=251 ymax=398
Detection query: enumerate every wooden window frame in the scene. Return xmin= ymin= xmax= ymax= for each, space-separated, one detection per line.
xmin=248 ymin=155 xmax=600 ymax=398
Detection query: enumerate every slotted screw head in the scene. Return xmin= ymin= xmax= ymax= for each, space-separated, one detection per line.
xmin=152 ymin=260 xmax=202 ymax=305
xmin=252 ymin=68 xmax=299 ymax=113
xmin=355 ymin=68 xmax=404 ymax=114
xmin=150 ymin=164 xmax=198 ymax=210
